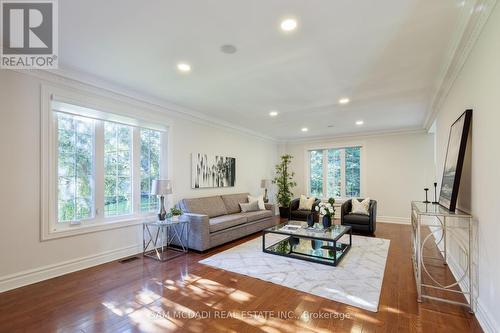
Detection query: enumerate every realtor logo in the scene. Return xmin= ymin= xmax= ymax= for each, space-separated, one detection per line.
xmin=1 ymin=0 xmax=58 ymax=68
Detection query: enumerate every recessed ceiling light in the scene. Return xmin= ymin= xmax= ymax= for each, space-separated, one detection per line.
xmin=356 ymin=120 xmax=364 ymax=126
xmin=269 ymin=110 xmax=279 ymax=117
xmin=301 ymin=127 xmax=308 ymax=132
xmin=177 ymin=62 xmax=191 ymax=72
xmin=339 ymin=97 xmax=350 ymax=105
xmin=220 ymin=44 xmax=237 ymax=54
xmin=280 ymin=18 xmax=298 ymax=32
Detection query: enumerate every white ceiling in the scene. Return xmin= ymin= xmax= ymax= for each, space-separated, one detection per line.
xmin=58 ymin=0 xmax=464 ymax=141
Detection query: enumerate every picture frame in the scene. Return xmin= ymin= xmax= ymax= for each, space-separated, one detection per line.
xmin=191 ymin=153 xmax=236 ymax=189
xmin=438 ymin=109 xmax=472 ymax=211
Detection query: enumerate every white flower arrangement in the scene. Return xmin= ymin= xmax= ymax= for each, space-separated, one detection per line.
xmin=315 ymin=201 xmax=335 ymax=217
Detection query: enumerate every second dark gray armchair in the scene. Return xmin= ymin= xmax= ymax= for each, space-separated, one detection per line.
xmin=341 ymin=199 xmax=377 ymax=234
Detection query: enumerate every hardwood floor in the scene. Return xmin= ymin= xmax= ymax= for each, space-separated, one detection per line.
xmin=0 ymin=219 xmax=482 ymax=333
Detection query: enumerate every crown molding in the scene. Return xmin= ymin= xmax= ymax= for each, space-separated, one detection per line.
xmin=424 ymin=0 xmax=498 ymax=129
xmin=11 ymin=68 xmax=278 ymax=143
xmin=12 ymin=68 xmax=431 ymax=145
xmin=281 ymin=128 xmax=427 ymax=145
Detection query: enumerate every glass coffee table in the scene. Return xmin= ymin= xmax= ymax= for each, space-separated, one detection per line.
xmin=262 ymin=220 xmax=352 ymax=266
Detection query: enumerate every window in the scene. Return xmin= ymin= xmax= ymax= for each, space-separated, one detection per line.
xmin=327 ymin=149 xmax=341 ymax=198
xmin=57 ymin=113 xmax=95 ymax=222
xmin=345 ymin=147 xmax=361 ymax=197
xmin=308 ymin=147 xmax=361 ymax=198
xmin=309 ymin=150 xmax=323 ymax=198
xmin=51 ymin=102 xmax=167 ymax=229
xmin=104 ymin=122 xmax=132 ymax=217
xmin=140 ymin=129 xmax=161 ymax=213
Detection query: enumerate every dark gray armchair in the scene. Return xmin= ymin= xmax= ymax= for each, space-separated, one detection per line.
xmin=341 ymin=199 xmax=377 ymax=234
xmin=289 ymin=197 xmax=321 ymax=222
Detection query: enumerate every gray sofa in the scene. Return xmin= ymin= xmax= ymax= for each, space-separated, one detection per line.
xmin=178 ymin=193 xmax=275 ymax=251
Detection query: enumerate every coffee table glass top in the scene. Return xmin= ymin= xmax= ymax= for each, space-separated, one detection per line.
xmin=263 ymin=220 xmax=352 ymax=266
xmin=266 ymin=220 xmax=351 ymax=241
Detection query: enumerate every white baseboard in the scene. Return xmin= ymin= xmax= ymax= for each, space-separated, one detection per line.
xmin=475 ymin=298 xmax=499 ymax=333
xmin=447 ymin=255 xmax=499 ymax=333
xmin=0 ymin=244 xmax=142 ymax=293
xmin=430 ymin=226 xmax=498 ymax=333
xmin=377 ymin=216 xmax=410 ymax=225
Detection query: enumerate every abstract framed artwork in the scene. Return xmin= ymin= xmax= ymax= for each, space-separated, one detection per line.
xmin=439 ymin=109 xmax=472 ymax=211
xmin=192 ymin=153 xmax=236 ymax=188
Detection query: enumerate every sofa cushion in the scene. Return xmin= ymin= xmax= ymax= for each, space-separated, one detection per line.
xmin=221 ymin=193 xmax=249 ymax=214
xmin=209 ymin=214 xmax=247 ymax=233
xmin=290 ymin=210 xmax=311 ymax=220
xmin=240 ymin=200 xmax=260 ymax=212
xmin=298 ymin=195 xmax=316 ymax=210
xmin=344 ymin=213 xmax=370 ymax=225
xmin=351 ymin=198 xmax=371 ymax=215
xmin=182 ymin=196 xmax=228 ymax=218
xmin=248 ymin=194 xmax=266 ymax=210
xmin=243 ymin=209 xmax=273 ymax=222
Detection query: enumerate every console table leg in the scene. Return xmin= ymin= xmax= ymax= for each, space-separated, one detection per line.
xmin=443 ymin=216 xmax=448 ymax=266
xmin=417 ymin=214 xmax=422 ymax=303
xmin=468 ymin=221 xmax=474 ymax=313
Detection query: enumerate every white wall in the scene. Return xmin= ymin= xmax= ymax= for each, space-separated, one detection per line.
xmin=0 ymin=70 xmax=277 ymax=290
xmin=434 ymin=3 xmax=500 ymax=331
xmin=284 ymin=132 xmax=435 ymax=221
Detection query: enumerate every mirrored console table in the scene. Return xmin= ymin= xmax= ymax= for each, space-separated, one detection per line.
xmin=410 ymin=201 xmax=474 ymax=313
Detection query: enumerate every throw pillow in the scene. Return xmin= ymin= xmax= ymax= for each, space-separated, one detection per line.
xmin=248 ymin=195 xmax=266 ymax=210
xmin=298 ymin=195 xmax=315 ymax=210
xmin=240 ymin=200 xmax=260 ymax=212
xmin=351 ymin=198 xmax=371 ymax=215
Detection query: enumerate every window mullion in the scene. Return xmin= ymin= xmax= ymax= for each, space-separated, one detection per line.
xmin=94 ymin=120 xmax=105 ymax=221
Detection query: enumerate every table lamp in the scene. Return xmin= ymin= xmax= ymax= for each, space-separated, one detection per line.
xmin=261 ymin=179 xmax=270 ymax=203
xmin=151 ymin=179 xmax=172 ymax=221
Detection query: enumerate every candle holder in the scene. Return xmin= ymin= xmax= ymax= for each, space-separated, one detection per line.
xmin=432 ymin=182 xmax=439 ymax=204
xmin=423 ymin=188 xmax=430 ymax=204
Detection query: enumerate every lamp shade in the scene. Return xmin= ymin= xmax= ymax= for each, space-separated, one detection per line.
xmin=151 ymin=179 xmax=172 ymax=195
xmin=261 ymin=179 xmax=270 ymax=188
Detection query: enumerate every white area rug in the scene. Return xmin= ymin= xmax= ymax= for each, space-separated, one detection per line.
xmin=199 ymin=234 xmax=390 ymax=312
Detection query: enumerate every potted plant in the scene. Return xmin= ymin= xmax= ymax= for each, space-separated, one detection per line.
xmin=315 ymin=198 xmax=335 ymax=228
xmin=272 ymin=154 xmax=297 ymax=218
xmin=167 ymin=207 xmax=183 ymax=221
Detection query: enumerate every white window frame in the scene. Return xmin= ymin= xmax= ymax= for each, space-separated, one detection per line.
xmin=41 ymin=85 xmax=171 ymax=240
xmin=305 ymin=143 xmax=366 ymax=200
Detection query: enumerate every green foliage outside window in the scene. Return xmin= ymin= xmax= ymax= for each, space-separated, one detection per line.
xmin=104 ymin=122 xmax=132 ymax=217
xmin=140 ymin=129 xmax=161 ymax=212
xmin=309 ymin=150 xmax=323 ymax=198
xmin=57 ymin=113 xmax=94 ymax=222
xmin=345 ymin=147 xmax=361 ymax=197
xmin=309 ymin=147 xmax=361 ymax=198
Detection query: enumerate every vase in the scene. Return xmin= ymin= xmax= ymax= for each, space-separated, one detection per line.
xmin=311 ymin=239 xmax=322 ymax=250
xmin=322 ymin=215 xmax=332 ymax=229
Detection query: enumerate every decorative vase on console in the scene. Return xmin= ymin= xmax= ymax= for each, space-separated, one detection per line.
xmin=315 ymin=198 xmax=335 ymax=229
